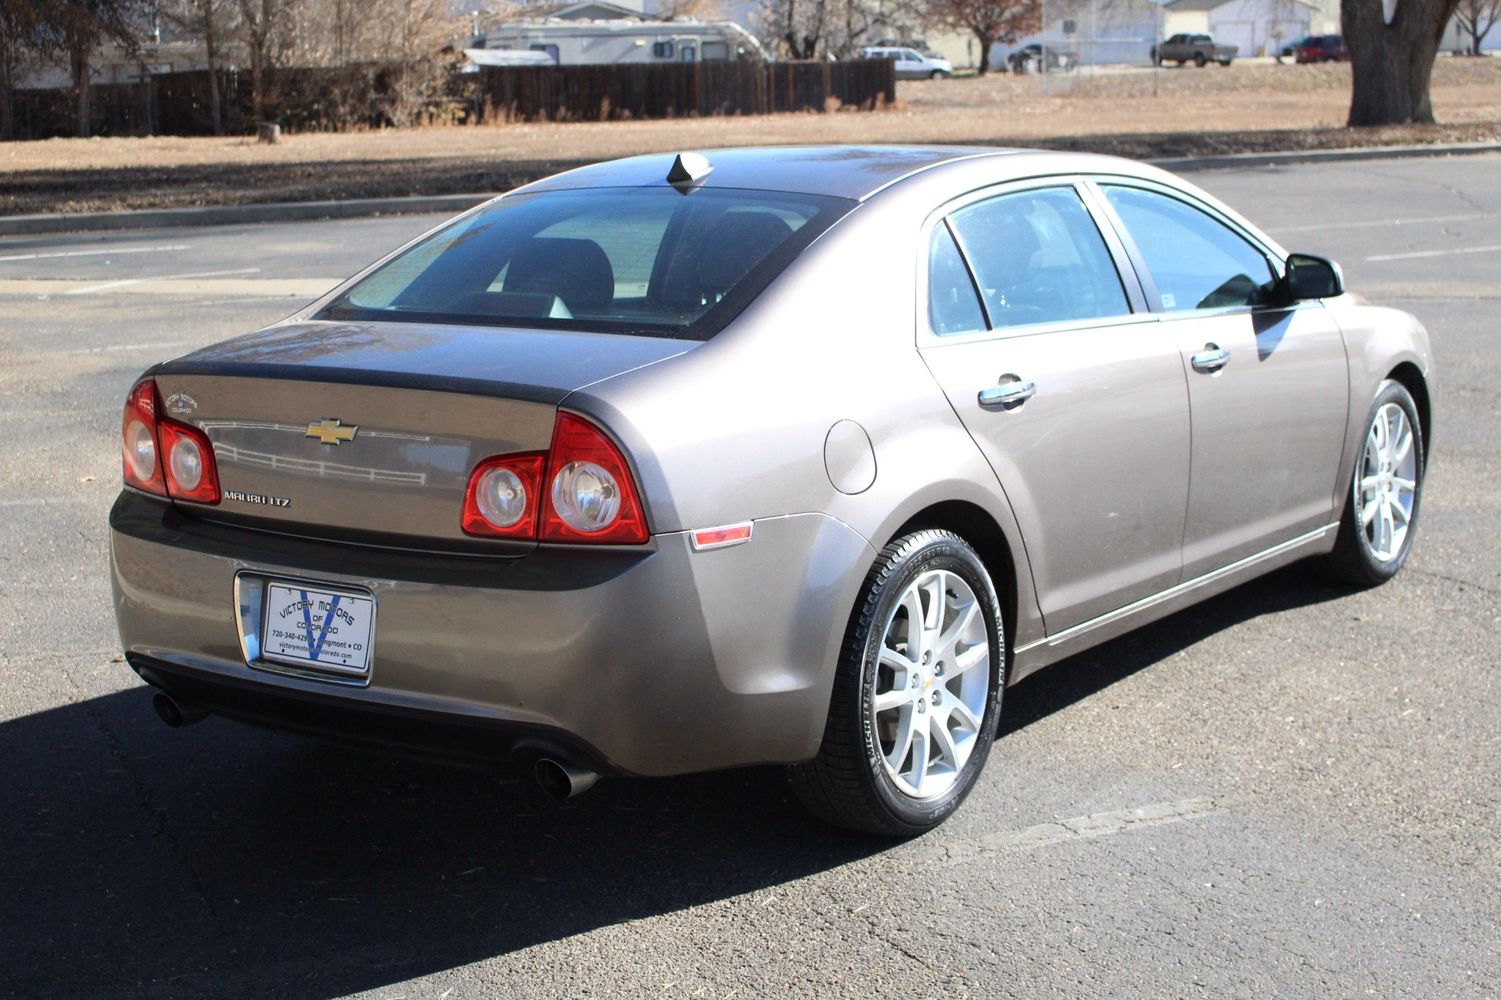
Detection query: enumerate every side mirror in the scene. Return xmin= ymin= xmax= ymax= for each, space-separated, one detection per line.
xmin=1285 ymin=253 xmax=1344 ymax=300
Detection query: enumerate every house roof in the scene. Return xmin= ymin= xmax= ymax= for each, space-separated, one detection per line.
xmin=1166 ymin=0 xmax=1317 ymax=10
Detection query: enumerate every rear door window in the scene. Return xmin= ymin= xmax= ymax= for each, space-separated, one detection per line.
xmin=947 ymin=186 xmax=1130 ymax=330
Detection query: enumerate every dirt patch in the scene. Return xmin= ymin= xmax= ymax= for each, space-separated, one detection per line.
xmin=3 ymin=59 xmax=1498 ymax=217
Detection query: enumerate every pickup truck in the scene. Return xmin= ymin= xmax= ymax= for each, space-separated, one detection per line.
xmin=1150 ymin=34 xmax=1237 ymax=67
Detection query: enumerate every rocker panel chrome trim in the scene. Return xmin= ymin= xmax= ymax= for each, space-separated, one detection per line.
xmin=1015 ymin=523 xmax=1338 ymax=656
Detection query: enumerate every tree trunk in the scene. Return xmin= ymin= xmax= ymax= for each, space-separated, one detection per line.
xmin=71 ymin=44 xmax=91 ymax=138
xmin=1343 ymin=0 xmax=1460 ymax=125
xmin=205 ymin=6 xmax=223 ymax=135
xmin=972 ymin=29 xmax=994 ymax=75
xmin=0 ymin=55 xmax=13 ymax=141
xmin=249 ymin=39 xmax=264 ymax=123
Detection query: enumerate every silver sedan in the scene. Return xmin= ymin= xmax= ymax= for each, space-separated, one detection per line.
xmin=110 ymin=146 xmax=1433 ymax=835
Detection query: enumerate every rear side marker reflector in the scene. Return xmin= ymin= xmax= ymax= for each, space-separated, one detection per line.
xmin=690 ymin=522 xmax=753 ymax=552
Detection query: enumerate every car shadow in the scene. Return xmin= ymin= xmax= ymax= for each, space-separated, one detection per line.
xmin=1001 ymin=563 xmax=1350 ymax=736
xmin=1 ymin=565 xmax=1348 ymax=997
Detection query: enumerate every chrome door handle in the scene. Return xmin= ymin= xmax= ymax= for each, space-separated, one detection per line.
xmin=978 ymin=379 xmax=1037 ymax=410
xmin=1191 ymin=344 xmax=1231 ymax=373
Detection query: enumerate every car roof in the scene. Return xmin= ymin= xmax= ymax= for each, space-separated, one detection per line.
xmin=514 ymin=145 xmax=1035 ymax=202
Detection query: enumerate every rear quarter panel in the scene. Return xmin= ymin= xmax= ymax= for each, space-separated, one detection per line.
xmin=567 ymin=188 xmax=1047 ymax=673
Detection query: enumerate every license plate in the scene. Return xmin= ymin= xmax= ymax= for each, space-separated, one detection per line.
xmin=261 ymin=582 xmax=374 ymax=677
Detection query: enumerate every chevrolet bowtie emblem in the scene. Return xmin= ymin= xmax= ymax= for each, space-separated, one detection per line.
xmin=306 ymin=418 xmax=358 ymax=446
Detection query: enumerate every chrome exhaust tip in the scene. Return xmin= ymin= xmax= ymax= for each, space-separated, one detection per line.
xmin=151 ymin=690 xmax=208 ymax=728
xmin=533 ymin=757 xmax=599 ymax=799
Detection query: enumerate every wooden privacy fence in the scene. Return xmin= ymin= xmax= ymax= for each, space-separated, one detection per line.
xmin=471 ymin=59 xmax=896 ymax=123
xmin=6 ymin=59 xmax=895 ymax=139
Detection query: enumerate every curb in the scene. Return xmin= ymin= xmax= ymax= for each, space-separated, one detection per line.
xmin=0 ymin=192 xmax=495 ymax=237
xmin=1152 ymin=140 xmax=1501 ymax=173
xmin=3 ymin=141 xmax=1498 ymax=236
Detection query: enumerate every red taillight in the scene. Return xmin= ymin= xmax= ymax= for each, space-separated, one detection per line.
xmin=461 ymin=453 xmax=545 ymax=538
xmin=460 ymin=413 xmax=649 ymax=545
xmin=121 ymin=380 xmax=166 ymax=496
xmin=120 ymin=379 xmax=220 ymax=504
xmin=159 ymin=418 xmax=221 ymax=504
xmin=539 ymin=413 xmax=649 ymax=544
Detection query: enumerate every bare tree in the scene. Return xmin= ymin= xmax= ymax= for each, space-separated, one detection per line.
xmin=235 ymin=0 xmax=301 ymax=122
xmin=1343 ymin=0 xmax=1462 ymax=125
xmin=924 ymin=0 xmax=1040 ymax=74
xmin=158 ymin=0 xmax=238 ymax=133
xmin=0 ymin=0 xmax=46 ymax=139
xmin=755 ymin=0 xmax=901 ymax=58
xmin=1453 ymin=0 xmax=1501 ymax=53
xmin=52 ymin=0 xmax=146 ymax=136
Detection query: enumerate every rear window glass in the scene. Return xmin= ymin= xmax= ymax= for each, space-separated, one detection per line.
xmin=318 ymin=187 xmax=850 ymax=340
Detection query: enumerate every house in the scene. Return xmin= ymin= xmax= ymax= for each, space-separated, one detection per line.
xmin=995 ymin=0 xmax=1163 ymax=68
xmin=474 ymin=17 xmax=770 ymax=65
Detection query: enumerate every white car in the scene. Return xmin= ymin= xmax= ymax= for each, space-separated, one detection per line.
xmin=860 ymin=46 xmax=953 ymax=79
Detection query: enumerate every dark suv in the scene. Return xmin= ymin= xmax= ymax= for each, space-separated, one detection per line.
xmin=1293 ymin=35 xmax=1348 ymax=62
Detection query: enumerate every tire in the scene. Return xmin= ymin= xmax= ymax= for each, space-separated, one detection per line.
xmin=1194 ymin=52 xmax=1207 ymax=67
xmin=788 ymin=530 xmax=1005 ymax=836
xmin=1218 ymin=58 xmax=1232 ymax=66
xmin=1322 ymin=380 xmax=1425 ymax=586
xmin=930 ymin=70 xmax=941 ymax=79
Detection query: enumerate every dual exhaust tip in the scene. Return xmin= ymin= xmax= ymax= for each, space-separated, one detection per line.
xmin=148 ymin=690 xmax=599 ymax=798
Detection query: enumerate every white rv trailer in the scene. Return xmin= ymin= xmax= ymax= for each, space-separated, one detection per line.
xmin=475 ymin=18 xmax=769 ymax=66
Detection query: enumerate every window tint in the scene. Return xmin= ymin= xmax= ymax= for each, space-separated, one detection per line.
xmin=948 ymin=186 xmax=1129 ymax=329
xmin=1102 ymin=185 xmax=1277 ymax=311
xmin=928 ymin=223 xmax=985 ymax=336
xmin=319 ymin=188 xmax=848 ymax=340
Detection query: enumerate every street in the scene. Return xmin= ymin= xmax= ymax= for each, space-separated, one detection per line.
xmin=1 ymin=153 xmax=1497 ymax=998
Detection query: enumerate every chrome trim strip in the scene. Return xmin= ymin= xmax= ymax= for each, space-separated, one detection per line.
xmin=1016 ymin=523 xmax=1337 ymax=654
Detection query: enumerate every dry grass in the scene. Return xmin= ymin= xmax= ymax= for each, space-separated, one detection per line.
xmin=3 ymin=58 xmax=1498 ymax=216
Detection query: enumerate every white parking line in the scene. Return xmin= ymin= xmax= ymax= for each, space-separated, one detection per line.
xmin=0 ymin=496 xmax=97 ymax=507
xmin=63 ymin=267 xmax=262 ymax=296
xmin=0 ymin=244 xmax=190 ymax=263
xmin=1365 ymin=244 xmax=1501 ymax=262
xmin=916 ymin=796 xmax=1223 ymax=863
xmin=1271 ymin=212 xmax=1491 ymax=235
xmin=50 ymin=339 xmax=202 ymax=356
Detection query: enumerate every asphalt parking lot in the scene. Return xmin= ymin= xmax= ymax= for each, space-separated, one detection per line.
xmin=1 ymin=154 xmax=1497 ymax=999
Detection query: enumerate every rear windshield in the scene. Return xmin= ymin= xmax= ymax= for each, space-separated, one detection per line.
xmin=317 ymin=186 xmax=851 ymax=340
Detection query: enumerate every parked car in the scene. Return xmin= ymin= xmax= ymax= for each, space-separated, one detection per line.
xmin=859 ymin=46 xmax=953 ymax=79
xmin=1006 ymin=43 xmax=1077 ymax=73
xmin=113 ymin=146 xmax=1433 ymax=836
xmin=1293 ymin=34 xmax=1349 ymax=62
xmin=1151 ymin=33 xmax=1237 ymax=66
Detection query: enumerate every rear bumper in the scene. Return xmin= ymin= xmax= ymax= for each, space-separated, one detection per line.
xmin=109 ymin=492 xmax=873 ymax=776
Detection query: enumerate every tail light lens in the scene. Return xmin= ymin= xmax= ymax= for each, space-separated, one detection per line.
xmin=120 ymin=379 xmax=220 ymax=504
xmin=540 ymin=414 xmax=648 ymax=544
xmin=460 ymin=412 xmax=648 ymax=544
xmin=461 ymin=453 xmax=545 ymax=538
xmin=121 ymin=380 xmax=166 ymax=496
xmin=159 ymin=418 xmax=221 ymax=504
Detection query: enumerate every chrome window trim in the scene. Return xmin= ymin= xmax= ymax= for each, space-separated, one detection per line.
xmin=916 ymin=176 xmax=1147 ymax=347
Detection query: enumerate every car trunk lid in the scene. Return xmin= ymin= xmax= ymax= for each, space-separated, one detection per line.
xmin=148 ymin=320 xmax=692 ymax=551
